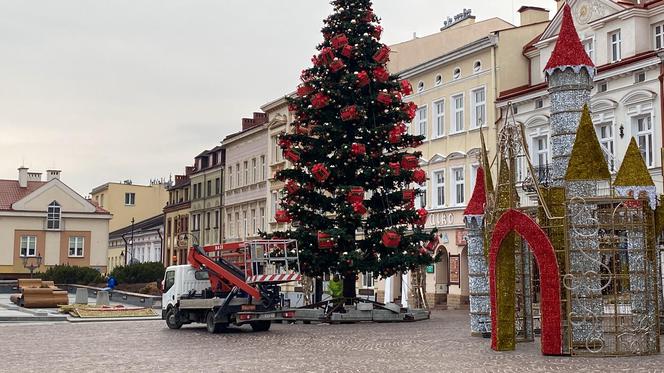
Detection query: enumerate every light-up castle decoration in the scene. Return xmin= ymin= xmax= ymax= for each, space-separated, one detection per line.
xmin=465 ymin=4 xmax=661 ymax=356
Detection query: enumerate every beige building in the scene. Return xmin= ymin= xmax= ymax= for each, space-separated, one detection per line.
xmin=373 ymin=9 xmax=550 ymax=309
xmin=189 ymin=147 xmax=224 ymax=247
xmin=0 ymin=167 xmax=111 ymax=277
xmin=90 ymin=181 xmax=168 ymax=232
xmin=163 ymin=168 xmax=193 ymax=266
xmin=222 ymin=112 xmax=269 ymax=243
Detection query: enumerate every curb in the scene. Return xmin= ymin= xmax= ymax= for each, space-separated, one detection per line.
xmin=0 ymin=315 xmax=67 ymax=322
xmin=66 ymin=316 xmax=161 ymax=323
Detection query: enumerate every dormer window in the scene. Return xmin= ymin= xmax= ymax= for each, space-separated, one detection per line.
xmin=435 ymin=74 xmax=442 ymax=86
xmin=453 ymin=67 xmax=461 ymax=80
xmin=417 ymin=81 xmax=425 ymax=92
xmin=47 ymin=201 xmax=61 ymax=230
xmin=473 ymin=61 xmax=481 ymax=73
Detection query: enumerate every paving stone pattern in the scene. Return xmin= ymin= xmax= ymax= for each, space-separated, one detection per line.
xmin=1 ymin=310 xmax=663 ymax=372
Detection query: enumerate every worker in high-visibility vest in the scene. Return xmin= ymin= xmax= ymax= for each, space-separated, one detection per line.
xmin=327 ymin=274 xmax=342 ymax=299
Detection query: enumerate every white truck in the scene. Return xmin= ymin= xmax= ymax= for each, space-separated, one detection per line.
xmin=162 ymin=240 xmax=300 ymax=333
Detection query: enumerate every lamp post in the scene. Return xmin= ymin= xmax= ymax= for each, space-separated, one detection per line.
xmin=21 ymin=253 xmax=43 ymax=278
xmin=130 ymin=217 xmax=135 ymax=264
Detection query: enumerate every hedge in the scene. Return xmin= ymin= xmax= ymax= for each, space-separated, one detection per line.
xmin=37 ymin=265 xmax=104 ymax=285
xmin=110 ymin=262 xmax=165 ymax=284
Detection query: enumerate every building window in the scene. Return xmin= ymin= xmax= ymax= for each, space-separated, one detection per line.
xmin=417 ymin=81 xmax=424 ymax=92
xmin=206 ymin=212 xmax=211 ymax=229
xmin=228 ymin=166 xmax=233 ymax=189
xmin=583 ymin=38 xmax=594 ymax=61
xmin=252 ymin=158 xmax=257 ymax=183
xmin=609 ymin=30 xmax=621 ymax=62
xmin=452 ymin=167 xmax=465 ymax=206
xmin=596 ymin=122 xmax=615 ymax=172
xmin=533 ymin=135 xmax=549 ymax=167
xmin=598 ymin=81 xmax=608 ymax=93
xmin=473 ymin=61 xmax=481 ymax=73
xmin=260 ymin=155 xmax=266 ymax=180
xmin=259 ymin=207 xmax=265 ymax=231
xmin=635 ymin=70 xmax=646 ymax=83
xmin=125 ymin=193 xmax=135 ymax=206
xmin=415 ymin=186 xmax=427 ymax=209
xmin=20 ymin=236 xmax=37 ymax=257
xmin=271 ymin=192 xmax=279 ymax=221
xmin=214 ymin=210 xmax=219 ymax=228
xmin=512 ymin=105 xmax=518 ymax=114
xmin=634 ymin=115 xmax=654 ymax=167
xmin=655 ymin=23 xmax=664 ymax=49
xmin=235 ymin=163 xmax=240 ymax=187
xmin=415 ymin=106 xmax=427 ymax=139
xmin=243 ymin=161 xmax=249 ymax=186
xmin=434 ymin=99 xmax=445 ymax=138
xmin=471 ymin=87 xmax=485 ymax=128
xmin=243 ymin=211 xmax=248 ymax=238
xmin=68 ymin=236 xmax=84 ymax=257
xmin=535 ymin=99 xmax=543 ymax=109
xmin=434 ymin=75 xmax=442 ymax=86
xmin=453 ymin=67 xmax=461 ymax=80
xmin=47 ymin=201 xmax=61 ymax=230
xmin=207 ymin=180 xmax=212 ymax=197
xmin=227 ymin=213 xmax=233 ymax=237
xmin=251 ymin=209 xmax=256 ymax=234
xmin=235 ymin=212 xmax=240 ymax=238
xmin=451 ymin=94 xmax=464 ymax=133
xmin=433 ymin=170 xmax=445 ymax=208
xmin=362 ymin=272 xmax=374 ymax=288
xmin=215 ymin=178 xmax=221 ymax=195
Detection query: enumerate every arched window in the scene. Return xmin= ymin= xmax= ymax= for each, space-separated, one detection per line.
xmin=417 ymin=81 xmax=425 ymax=92
xmin=453 ymin=67 xmax=461 ymax=80
xmin=47 ymin=201 xmax=61 ymax=230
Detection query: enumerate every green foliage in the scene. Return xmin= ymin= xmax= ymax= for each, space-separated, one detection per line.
xmin=37 ymin=264 xmax=104 ymax=285
xmin=267 ymin=0 xmax=438 ymax=279
xmin=110 ymin=262 xmax=165 ymax=284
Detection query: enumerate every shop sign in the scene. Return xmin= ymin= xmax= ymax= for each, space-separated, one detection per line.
xmin=426 ymin=265 xmax=435 ymax=274
xmin=449 ymin=254 xmax=460 ymax=285
xmin=456 ymin=229 xmax=467 ymax=246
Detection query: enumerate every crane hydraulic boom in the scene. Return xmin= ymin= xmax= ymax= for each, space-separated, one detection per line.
xmin=187 ymin=245 xmax=261 ymax=299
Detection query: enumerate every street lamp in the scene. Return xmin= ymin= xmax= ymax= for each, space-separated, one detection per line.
xmin=21 ymin=253 xmax=43 ymax=278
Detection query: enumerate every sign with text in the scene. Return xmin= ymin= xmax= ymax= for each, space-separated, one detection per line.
xmin=449 ymin=254 xmax=460 ymax=285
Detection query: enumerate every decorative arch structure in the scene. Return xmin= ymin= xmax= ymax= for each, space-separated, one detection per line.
xmin=489 ymin=209 xmax=562 ymax=355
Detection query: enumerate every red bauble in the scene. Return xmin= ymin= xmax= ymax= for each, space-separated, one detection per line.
xmin=373 ymin=46 xmax=390 ymax=63
xmin=311 ymin=55 xmax=322 ymax=66
xmin=300 ymin=69 xmax=313 ymax=82
xmin=285 ymin=180 xmax=300 ymax=194
xmin=351 ymin=143 xmax=366 ymax=156
xmin=397 ymin=122 xmax=408 ymax=134
xmin=347 ymin=186 xmax=364 ymax=204
xmin=352 ymin=202 xmax=367 ymax=215
xmin=318 ymin=232 xmax=334 ymax=248
xmin=311 ymin=163 xmax=330 ymax=182
xmin=283 ymin=148 xmax=301 ymax=163
xmin=311 ymin=93 xmax=330 ymax=109
xmin=382 ymin=230 xmax=401 ymax=248
xmin=373 ymin=67 xmax=389 ymax=82
xmin=363 ymin=10 xmax=374 ymax=23
xmin=340 ymin=105 xmax=359 ymax=121
xmin=415 ymin=208 xmax=428 ymax=226
xmin=389 ymin=162 xmax=401 ymax=176
xmin=275 ymin=210 xmax=292 ymax=223
xmin=372 ymin=25 xmax=383 ymax=39
xmin=319 ymin=47 xmax=335 ymax=65
xmin=356 ymin=71 xmax=370 ymax=87
xmin=341 ymin=45 xmax=353 ymax=58
xmin=330 ymin=34 xmax=348 ymax=49
xmin=402 ymin=189 xmax=415 ymax=202
xmin=401 ymin=155 xmax=418 ymax=170
xmin=288 ymin=103 xmax=298 ymax=113
xmin=278 ymin=137 xmax=291 ymax=149
xmin=377 ymin=91 xmax=392 ymax=105
xmin=400 ymin=80 xmax=413 ymax=95
xmin=412 ymin=168 xmax=427 ymax=184
xmin=329 ymin=59 xmax=346 ymax=73
xmin=402 ymin=102 xmax=417 ymax=120
xmin=425 ymin=236 xmax=439 ymax=251
xmin=388 ymin=127 xmax=402 ymax=144
xmin=296 ymin=85 xmax=314 ymax=97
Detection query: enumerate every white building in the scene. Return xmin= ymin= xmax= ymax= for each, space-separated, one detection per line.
xmin=108 ymin=214 xmax=163 ymax=270
xmin=497 ymin=0 xmax=664 ymax=194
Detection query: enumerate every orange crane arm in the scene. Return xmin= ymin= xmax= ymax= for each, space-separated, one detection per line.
xmin=187 ymin=246 xmax=261 ymax=299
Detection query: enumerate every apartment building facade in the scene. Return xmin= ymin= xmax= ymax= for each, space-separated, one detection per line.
xmin=222 ymin=112 xmax=269 ymax=243
xmin=189 ymin=147 xmax=224 ymax=247
xmin=163 ymin=168 xmax=193 ymax=266
xmin=108 ymin=214 xmax=164 ymax=271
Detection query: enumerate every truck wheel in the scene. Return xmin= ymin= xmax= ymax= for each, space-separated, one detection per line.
xmin=206 ymin=311 xmax=227 ymax=333
xmin=250 ymin=320 xmax=271 ymax=332
xmin=166 ymin=308 xmax=183 ymax=330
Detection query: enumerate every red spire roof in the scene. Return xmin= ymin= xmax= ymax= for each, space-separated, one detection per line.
xmin=464 ymin=166 xmax=487 ymax=216
xmin=544 ymin=4 xmax=594 ymax=75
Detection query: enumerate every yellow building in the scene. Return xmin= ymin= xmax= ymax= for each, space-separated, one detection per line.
xmin=0 ymin=167 xmax=111 ymax=277
xmin=90 ymin=180 xmax=169 ymax=268
xmin=374 ymin=9 xmax=550 ymax=309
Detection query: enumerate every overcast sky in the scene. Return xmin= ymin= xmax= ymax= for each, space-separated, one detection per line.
xmin=0 ymin=0 xmax=556 ymax=195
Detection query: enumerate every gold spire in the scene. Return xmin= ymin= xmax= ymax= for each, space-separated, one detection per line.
xmin=565 ymin=104 xmax=610 ymax=181
xmin=480 ymin=129 xmax=494 ymax=193
xmin=614 ymin=138 xmax=655 ymax=187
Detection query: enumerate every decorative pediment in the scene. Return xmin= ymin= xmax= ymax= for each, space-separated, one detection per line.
xmin=447 ymin=151 xmax=467 ymax=160
xmin=524 ymin=115 xmax=549 ymax=128
xmin=429 ymin=153 xmax=446 ymax=164
xmin=540 ymin=0 xmax=624 ymax=42
xmin=590 ymin=98 xmax=617 ymax=112
xmin=12 ymin=179 xmax=96 ymax=213
xmin=621 ymin=89 xmax=656 ymax=106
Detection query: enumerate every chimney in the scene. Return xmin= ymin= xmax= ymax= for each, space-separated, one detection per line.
xmin=253 ymin=112 xmax=268 ymax=126
xmin=18 ymin=167 xmax=28 ymax=188
xmin=46 ymin=169 xmax=61 ymax=181
xmin=518 ymin=6 xmax=550 ymax=26
xmin=27 ymin=172 xmax=42 ymax=182
xmin=241 ymin=118 xmax=255 ymax=131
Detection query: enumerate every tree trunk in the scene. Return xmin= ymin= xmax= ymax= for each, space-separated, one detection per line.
xmin=343 ymin=272 xmax=357 ymax=304
xmin=314 ymin=277 xmax=323 ymax=303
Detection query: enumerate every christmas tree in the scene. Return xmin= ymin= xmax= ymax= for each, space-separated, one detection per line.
xmin=269 ymin=0 xmax=439 ymax=298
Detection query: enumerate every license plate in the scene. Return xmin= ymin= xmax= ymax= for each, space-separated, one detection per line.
xmin=259 ymin=313 xmax=275 ymax=320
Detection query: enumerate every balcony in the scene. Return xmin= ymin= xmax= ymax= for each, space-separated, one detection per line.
xmin=521 ymin=164 xmax=551 ymax=193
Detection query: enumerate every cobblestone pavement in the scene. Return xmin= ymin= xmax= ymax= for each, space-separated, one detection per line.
xmin=2 ymin=310 xmax=664 ymax=372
